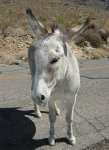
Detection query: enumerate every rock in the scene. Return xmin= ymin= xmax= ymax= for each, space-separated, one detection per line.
xmin=26 ymin=41 xmax=31 ymax=45
xmin=82 ymin=47 xmax=88 ymax=52
xmin=11 ymin=60 xmax=22 ymax=65
xmin=84 ymin=41 xmax=91 ymax=47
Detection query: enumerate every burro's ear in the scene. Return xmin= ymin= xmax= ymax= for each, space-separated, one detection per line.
xmin=26 ymin=8 xmax=48 ymax=39
xmin=65 ymin=18 xmax=91 ymax=41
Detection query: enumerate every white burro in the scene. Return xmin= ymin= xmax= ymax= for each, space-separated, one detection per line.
xmin=26 ymin=8 xmax=90 ymax=146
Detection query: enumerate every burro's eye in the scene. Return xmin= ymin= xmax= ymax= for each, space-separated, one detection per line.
xmin=50 ymin=57 xmax=60 ymax=64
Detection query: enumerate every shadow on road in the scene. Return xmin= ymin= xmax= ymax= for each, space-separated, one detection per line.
xmin=0 ymin=108 xmax=68 ymax=150
xmin=81 ymin=75 xmax=109 ymax=80
xmin=0 ymin=107 xmax=35 ymax=150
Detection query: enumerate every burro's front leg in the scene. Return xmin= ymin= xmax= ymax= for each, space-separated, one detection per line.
xmin=31 ymin=76 xmax=42 ymax=118
xmin=54 ymin=102 xmax=60 ymax=116
xmin=48 ymin=101 xmax=56 ymax=146
xmin=66 ymin=93 xmax=77 ymax=145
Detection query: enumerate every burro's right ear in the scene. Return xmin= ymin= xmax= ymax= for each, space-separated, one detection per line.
xmin=26 ymin=8 xmax=48 ymax=39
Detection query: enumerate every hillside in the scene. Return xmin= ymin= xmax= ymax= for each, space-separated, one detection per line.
xmin=0 ymin=0 xmax=109 ymax=64
xmin=73 ymin=0 xmax=109 ymax=9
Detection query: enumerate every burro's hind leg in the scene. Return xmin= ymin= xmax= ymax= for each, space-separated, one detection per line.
xmin=66 ymin=93 xmax=77 ymax=145
xmin=48 ymin=101 xmax=56 ymax=146
xmin=54 ymin=102 xmax=60 ymax=116
xmin=33 ymin=100 xmax=42 ymax=118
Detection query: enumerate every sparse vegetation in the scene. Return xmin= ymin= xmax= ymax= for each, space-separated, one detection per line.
xmin=56 ymin=13 xmax=80 ymax=29
xmin=0 ymin=0 xmax=109 ymax=64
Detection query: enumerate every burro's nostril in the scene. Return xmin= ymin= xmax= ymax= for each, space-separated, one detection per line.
xmin=41 ymin=95 xmax=45 ymax=101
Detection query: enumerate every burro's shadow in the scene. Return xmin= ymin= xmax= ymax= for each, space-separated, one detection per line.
xmin=0 ymin=108 xmax=35 ymax=150
xmin=0 ymin=108 xmax=68 ymax=150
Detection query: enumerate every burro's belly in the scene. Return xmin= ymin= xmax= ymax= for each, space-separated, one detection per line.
xmin=51 ymin=81 xmax=72 ymax=101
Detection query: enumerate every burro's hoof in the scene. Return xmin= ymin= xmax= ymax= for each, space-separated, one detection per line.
xmin=68 ymin=136 xmax=76 ymax=145
xmin=48 ymin=137 xmax=55 ymax=146
xmin=56 ymin=108 xmax=60 ymax=116
xmin=35 ymin=112 xmax=42 ymax=118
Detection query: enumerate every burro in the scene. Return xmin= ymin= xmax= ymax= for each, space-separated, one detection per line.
xmin=26 ymin=8 xmax=90 ymax=146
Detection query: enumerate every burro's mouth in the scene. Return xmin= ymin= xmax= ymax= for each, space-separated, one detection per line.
xmin=36 ymin=99 xmax=48 ymax=107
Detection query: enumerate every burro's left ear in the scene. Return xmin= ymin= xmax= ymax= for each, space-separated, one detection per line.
xmin=26 ymin=8 xmax=48 ymax=39
xmin=65 ymin=18 xmax=91 ymax=41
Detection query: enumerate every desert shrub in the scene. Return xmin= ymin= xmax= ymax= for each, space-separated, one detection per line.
xmin=0 ymin=22 xmax=9 ymax=38
xmin=56 ymin=12 xmax=80 ymax=30
xmin=0 ymin=11 xmax=25 ymax=37
xmin=84 ymin=29 xmax=102 ymax=48
xmin=1 ymin=0 xmax=11 ymax=3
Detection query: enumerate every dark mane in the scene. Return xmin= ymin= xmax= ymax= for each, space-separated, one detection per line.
xmin=51 ymin=24 xmax=59 ymax=33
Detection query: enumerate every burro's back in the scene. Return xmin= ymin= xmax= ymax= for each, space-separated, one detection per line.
xmin=26 ymin=8 xmax=90 ymax=146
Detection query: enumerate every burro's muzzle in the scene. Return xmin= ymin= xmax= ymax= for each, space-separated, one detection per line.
xmin=32 ymin=77 xmax=56 ymax=105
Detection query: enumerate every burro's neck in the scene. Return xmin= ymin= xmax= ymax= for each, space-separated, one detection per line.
xmin=56 ymin=56 xmax=68 ymax=81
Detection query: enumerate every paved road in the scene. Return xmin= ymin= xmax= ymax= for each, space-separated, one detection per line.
xmin=0 ymin=58 xmax=109 ymax=150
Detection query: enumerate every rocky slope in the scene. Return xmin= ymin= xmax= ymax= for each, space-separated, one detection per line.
xmin=0 ymin=0 xmax=109 ymax=64
xmin=73 ymin=0 xmax=109 ymax=9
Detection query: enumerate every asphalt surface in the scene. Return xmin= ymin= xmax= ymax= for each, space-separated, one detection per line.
xmin=0 ymin=58 xmax=109 ymax=150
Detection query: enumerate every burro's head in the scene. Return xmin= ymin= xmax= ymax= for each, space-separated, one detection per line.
xmin=33 ymin=40 xmax=65 ymax=105
xmin=32 ymin=30 xmax=66 ymax=105
xmin=26 ymin=8 xmax=90 ymax=105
